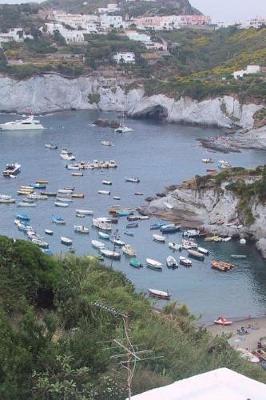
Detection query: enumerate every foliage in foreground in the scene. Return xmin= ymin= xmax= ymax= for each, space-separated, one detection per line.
xmin=0 ymin=236 xmax=265 ymax=399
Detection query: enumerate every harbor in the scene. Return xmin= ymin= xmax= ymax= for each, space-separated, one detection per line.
xmin=0 ymin=110 xmax=266 ymax=322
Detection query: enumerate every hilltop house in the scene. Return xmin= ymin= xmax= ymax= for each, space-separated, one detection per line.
xmin=113 ymin=51 xmax=135 ymax=64
xmin=44 ymin=23 xmax=86 ymax=44
xmin=133 ymin=15 xmax=211 ymax=31
xmin=233 ymin=64 xmax=261 ymax=79
xmin=0 ymin=28 xmax=33 ymax=46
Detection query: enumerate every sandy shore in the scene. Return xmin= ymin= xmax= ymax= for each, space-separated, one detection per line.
xmin=206 ymin=317 xmax=266 ymax=351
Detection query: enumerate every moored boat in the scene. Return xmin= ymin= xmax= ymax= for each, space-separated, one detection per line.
xmin=45 ymin=229 xmax=54 ymax=236
xmin=98 ymin=190 xmax=111 ymax=195
xmin=110 ymin=237 xmax=125 ymax=247
xmin=32 ymin=238 xmax=49 ymax=249
xmin=17 ymin=201 xmax=37 ymax=207
xmin=71 ymin=193 xmax=85 ymax=198
xmin=52 ymin=216 xmax=66 ymax=225
xmin=182 ymin=239 xmax=198 ymax=249
xmin=101 ymin=140 xmax=113 ymax=146
xmin=146 ymin=258 xmax=162 ymax=271
xmin=76 ymin=209 xmax=93 ymax=216
xmin=197 ymin=246 xmax=209 ymax=255
xmin=187 ymin=249 xmax=205 ymax=261
xmin=61 ymin=236 xmax=73 ymax=246
xmin=160 ymin=224 xmax=181 ymax=234
xmin=54 ymin=201 xmax=69 ymax=207
xmin=16 ymin=213 xmax=30 ymax=221
xmin=129 ymin=258 xmax=142 ymax=268
xmin=166 ymin=256 xmax=178 ymax=268
xmin=148 ymin=289 xmax=170 ymax=300
xmin=231 ymin=254 xmax=247 ymax=259
xmin=100 ymin=248 xmax=121 ymax=260
xmin=45 ymin=143 xmax=57 ymax=150
xmin=211 ymin=260 xmax=235 ymax=272
xmin=168 ymin=242 xmax=182 ymax=251
xmin=125 ymin=177 xmax=140 ymax=183
xmin=126 ymin=222 xmax=138 ymax=229
xmin=183 ymin=229 xmax=200 ymax=238
xmin=150 ymin=222 xmax=165 ymax=230
xmin=153 ymin=234 xmax=166 ymax=243
xmin=91 ymin=240 xmax=105 ymax=250
xmin=72 ymin=172 xmax=84 ymax=177
xmin=98 ymin=231 xmax=110 ymax=240
xmin=74 ymin=225 xmax=89 ymax=234
xmin=122 ymin=244 xmax=136 ymax=257
xmin=179 ymin=256 xmax=192 ymax=267
xmin=93 ymin=218 xmax=112 ymax=231
xmin=102 ymin=180 xmax=112 ymax=186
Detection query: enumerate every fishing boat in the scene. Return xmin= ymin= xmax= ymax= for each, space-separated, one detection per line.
xmin=102 ymin=180 xmax=112 ymax=186
xmin=187 ymin=249 xmax=205 ymax=261
xmin=98 ymin=190 xmax=111 ymax=195
xmin=182 ymin=239 xmax=198 ymax=249
xmin=148 ymin=289 xmax=170 ymax=300
xmin=54 ymin=201 xmax=69 ymax=207
xmin=110 ymin=237 xmax=125 ymax=247
xmin=153 ymin=234 xmax=166 ymax=243
xmin=179 ymin=256 xmax=192 ymax=267
xmin=98 ymin=231 xmax=110 ymax=240
xmin=150 ymin=222 xmax=164 ymax=230
xmin=72 ymin=172 xmax=83 ymax=177
xmin=129 ymin=258 xmax=142 ymax=268
xmin=122 ymin=244 xmax=136 ymax=257
xmin=168 ymin=242 xmax=182 ymax=251
xmin=214 ymin=316 xmax=233 ymax=326
xmin=93 ymin=218 xmax=112 ymax=231
xmin=101 ymin=140 xmax=113 ymax=146
xmin=126 ymin=222 xmax=138 ymax=229
xmin=2 ymin=162 xmax=21 ymax=177
xmin=197 ymin=246 xmax=209 ymax=255
xmin=32 ymin=238 xmax=49 ymax=249
xmin=166 ymin=256 xmax=178 ymax=268
xmin=211 ymin=260 xmax=234 ymax=272
xmin=16 ymin=213 xmax=30 ymax=222
xmin=183 ymin=229 xmax=200 ymax=238
xmin=17 ymin=201 xmax=37 ymax=207
xmin=146 ymin=258 xmax=162 ymax=271
xmin=61 ymin=236 xmax=73 ymax=246
xmin=160 ymin=224 xmax=181 ymax=234
xmin=45 ymin=143 xmax=57 ymax=150
xmin=76 ymin=209 xmax=93 ymax=216
xmin=125 ymin=177 xmax=140 ymax=183
xmin=100 ymin=248 xmax=121 ymax=260
xmin=124 ymin=231 xmax=134 ymax=237
xmin=52 ymin=216 xmax=65 ymax=225
xmin=91 ymin=240 xmax=105 ymax=250
xmin=231 ymin=254 xmax=247 ymax=259
xmin=45 ymin=229 xmax=54 ymax=236
xmin=74 ymin=225 xmax=89 ymax=234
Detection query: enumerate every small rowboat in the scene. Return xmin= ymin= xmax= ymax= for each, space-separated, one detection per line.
xmin=166 ymin=256 xmax=178 ymax=268
xmin=146 ymin=258 xmax=162 ymax=271
xmin=113 ymin=196 xmax=121 ymax=200
xmin=45 ymin=143 xmax=57 ymax=150
xmin=148 ymin=289 xmax=170 ymax=300
xmin=56 ymin=197 xmax=73 ymax=203
xmin=61 ymin=236 xmax=72 ymax=246
xmin=179 ymin=256 xmax=192 ymax=267
xmin=187 ymin=249 xmax=205 ymax=261
xmin=91 ymin=240 xmax=105 ymax=250
xmin=18 ymin=202 xmax=37 ymax=207
xmin=100 ymin=248 xmax=121 ymax=260
xmin=41 ymin=192 xmax=57 ymax=197
xmin=129 ymin=258 xmax=142 ymax=268
xmin=54 ymin=201 xmax=69 ymax=207
xmin=214 ymin=317 xmax=232 ymax=326
xmin=101 ymin=140 xmax=113 ymax=146
xmin=153 ymin=234 xmax=166 ymax=243
xmin=16 ymin=213 xmax=30 ymax=221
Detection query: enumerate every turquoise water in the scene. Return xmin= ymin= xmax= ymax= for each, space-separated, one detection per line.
xmin=0 ymin=110 xmax=265 ymax=322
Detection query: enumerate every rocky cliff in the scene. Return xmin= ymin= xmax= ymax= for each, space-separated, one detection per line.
xmin=0 ymin=73 xmax=263 ymax=130
xmin=141 ymin=168 xmax=266 ymax=258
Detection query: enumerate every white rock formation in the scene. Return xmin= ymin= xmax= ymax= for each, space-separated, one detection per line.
xmin=0 ymin=74 xmax=262 ymax=129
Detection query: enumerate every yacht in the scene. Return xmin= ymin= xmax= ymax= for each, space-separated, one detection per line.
xmin=0 ymin=115 xmax=44 ymax=131
xmin=2 ymin=163 xmax=21 ymax=177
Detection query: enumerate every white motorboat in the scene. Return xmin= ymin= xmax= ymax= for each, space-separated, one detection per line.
xmin=93 ymin=218 xmax=112 ymax=231
xmin=76 ymin=209 xmax=94 ymax=216
xmin=115 ymin=126 xmax=133 ymax=133
xmin=125 ymin=177 xmax=140 ymax=183
xmin=2 ymin=163 xmax=21 ymax=177
xmin=58 ymin=188 xmax=74 ymax=194
xmin=122 ymin=244 xmax=136 ymax=257
xmin=182 ymin=239 xmax=198 ymax=250
xmin=91 ymin=239 xmax=105 ymax=250
xmin=183 ymin=229 xmax=200 ymax=238
xmin=45 ymin=143 xmax=57 ymax=149
xmin=110 ymin=237 xmax=125 ymax=247
xmin=72 ymin=172 xmax=83 ymax=177
xmin=146 ymin=258 xmax=163 ymax=271
xmin=153 ymin=234 xmax=166 ymax=243
xmin=101 ymin=140 xmax=113 ymax=146
xmin=74 ymin=225 xmax=89 ymax=234
xmin=0 ymin=115 xmax=44 ymax=131
xmin=54 ymin=201 xmax=69 ymax=207
xmin=60 ymin=150 xmax=75 ymax=161
xmin=197 ymin=246 xmax=209 ymax=255
xmin=45 ymin=229 xmax=54 ymax=236
xmin=100 ymin=248 xmax=121 ymax=260
xmin=166 ymin=256 xmax=178 ymax=268
xmin=202 ymin=158 xmax=214 ymax=163
xmin=61 ymin=236 xmax=73 ymax=246
xmin=98 ymin=190 xmax=111 ymax=195
xmin=148 ymin=289 xmax=170 ymax=300
xmin=102 ymin=180 xmax=112 ymax=186
xmin=168 ymin=242 xmax=182 ymax=251
xmin=179 ymin=256 xmax=192 ymax=267
xmin=0 ymin=194 xmax=16 ymax=204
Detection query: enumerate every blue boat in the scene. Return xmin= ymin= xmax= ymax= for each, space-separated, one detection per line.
xmin=160 ymin=224 xmax=181 ymax=234
xmin=98 ymin=231 xmax=110 ymax=240
xmin=52 ymin=215 xmax=66 ymax=225
xmin=16 ymin=213 xmax=30 ymax=221
xmin=130 ymin=258 xmax=142 ymax=269
xmin=32 ymin=183 xmax=46 ymax=189
xmin=150 ymin=222 xmax=164 ymax=230
xmin=126 ymin=222 xmax=139 ymax=229
xmin=117 ymin=210 xmax=134 ymax=217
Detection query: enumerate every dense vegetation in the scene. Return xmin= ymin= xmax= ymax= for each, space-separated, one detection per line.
xmin=0 ymin=236 xmax=265 ymax=399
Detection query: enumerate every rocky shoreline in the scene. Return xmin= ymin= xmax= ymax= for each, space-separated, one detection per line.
xmin=141 ymin=170 xmax=266 ymax=259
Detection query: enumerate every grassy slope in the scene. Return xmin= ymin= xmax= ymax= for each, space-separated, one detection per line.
xmin=0 ymin=236 xmax=265 ymax=399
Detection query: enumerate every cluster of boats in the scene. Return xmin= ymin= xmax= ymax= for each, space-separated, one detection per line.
xmin=66 ymin=159 xmax=118 ymax=170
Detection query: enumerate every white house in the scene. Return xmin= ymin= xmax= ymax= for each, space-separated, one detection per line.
xmin=125 ymin=30 xmax=152 ymax=45
xmin=44 ymin=23 xmax=85 ymax=44
xmin=0 ymin=28 xmax=33 ymax=45
xmin=233 ymin=64 xmax=261 ymax=79
xmin=113 ymin=51 xmax=135 ymax=64
xmin=100 ymin=14 xmax=124 ymax=29
xmin=53 ymin=12 xmax=98 ymax=30
xmin=130 ymin=368 xmax=266 ymax=400
xmin=98 ymin=3 xmax=121 ymax=14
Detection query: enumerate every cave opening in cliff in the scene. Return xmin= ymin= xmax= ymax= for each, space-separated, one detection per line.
xmin=139 ymin=105 xmax=168 ymax=121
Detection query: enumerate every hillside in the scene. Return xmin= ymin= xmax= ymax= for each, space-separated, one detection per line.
xmin=0 ymin=236 xmax=265 ymax=399
xmin=41 ymin=0 xmax=201 ymax=17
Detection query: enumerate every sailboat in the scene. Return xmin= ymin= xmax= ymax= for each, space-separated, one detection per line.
xmin=114 ymin=101 xmax=133 ymax=133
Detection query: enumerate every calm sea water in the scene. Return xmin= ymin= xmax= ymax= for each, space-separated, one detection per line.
xmin=0 ymin=110 xmax=266 ymax=322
